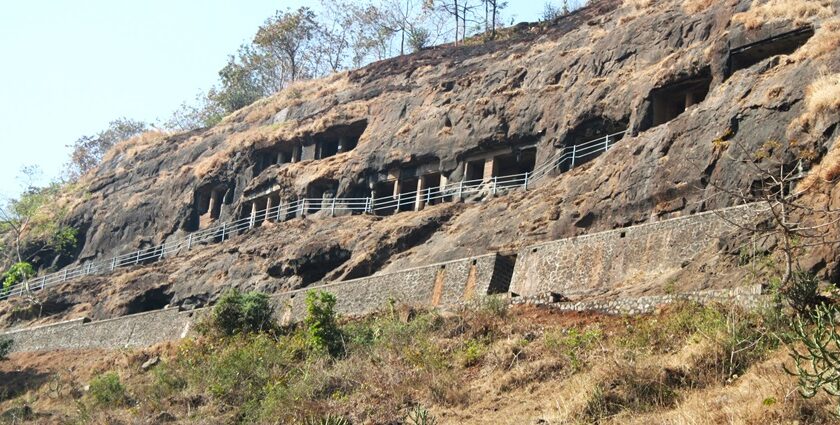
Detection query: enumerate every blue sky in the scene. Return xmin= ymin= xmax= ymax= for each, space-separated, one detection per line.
xmin=0 ymin=1 xmax=544 ymax=199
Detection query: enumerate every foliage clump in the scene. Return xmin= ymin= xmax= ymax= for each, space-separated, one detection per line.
xmin=209 ymin=288 xmax=275 ymax=336
xmin=304 ymin=291 xmax=344 ymax=357
xmin=88 ymin=372 xmax=127 ymax=407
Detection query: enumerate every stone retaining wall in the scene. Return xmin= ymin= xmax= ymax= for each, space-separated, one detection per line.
xmin=274 ymin=253 xmax=504 ymax=324
xmin=512 ymin=285 xmax=766 ymax=315
xmin=509 ymin=204 xmax=765 ymax=298
xmin=3 ymin=308 xmax=194 ymax=353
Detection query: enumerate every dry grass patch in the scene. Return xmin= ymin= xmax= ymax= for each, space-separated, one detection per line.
xmin=682 ymin=0 xmax=714 ymax=13
xmin=799 ymin=136 xmax=840 ymax=191
xmin=793 ymin=17 xmax=840 ymax=61
xmin=733 ymin=0 xmax=834 ymax=30
xmin=805 ymin=73 xmax=840 ymax=117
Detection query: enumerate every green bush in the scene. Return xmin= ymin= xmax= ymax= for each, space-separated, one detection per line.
xmin=2 ymin=262 xmax=35 ymax=295
xmin=785 ymin=271 xmax=821 ymax=314
xmin=210 ymin=288 xmax=275 ymax=336
xmin=88 ymin=372 xmax=126 ymax=407
xmin=304 ymin=291 xmax=344 ymax=357
xmin=406 ymin=405 xmax=438 ymax=425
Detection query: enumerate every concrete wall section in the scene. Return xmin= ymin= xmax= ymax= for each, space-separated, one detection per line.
xmin=509 ymin=204 xmax=765 ymax=298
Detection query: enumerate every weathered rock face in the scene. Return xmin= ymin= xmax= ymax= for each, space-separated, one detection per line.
xmin=4 ymin=0 xmax=840 ymax=326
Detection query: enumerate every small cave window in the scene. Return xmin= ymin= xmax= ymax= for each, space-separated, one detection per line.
xmin=650 ymin=71 xmax=712 ymax=127
xmin=728 ymin=26 xmax=814 ymax=76
xmin=493 ymin=147 xmax=537 ymax=186
xmin=421 ymin=172 xmax=442 ymax=206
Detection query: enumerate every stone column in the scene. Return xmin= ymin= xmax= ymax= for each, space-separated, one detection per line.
xmin=210 ymin=189 xmax=222 ymax=219
xmin=249 ymin=202 xmax=258 ymax=228
xmin=483 ymin=157 xmax=495 ymax=182
xmin=415 ymin=177 xmax=426 ymax=211
xmin=277 ymin=152 xmax=287 ymax=165
xmin=685 ymin=91 xmax=696 ymax=110
xmin=292 ymin=145 xmax=301 ymax=163
xmin=264 ymin=196 xmax=274 ymax=223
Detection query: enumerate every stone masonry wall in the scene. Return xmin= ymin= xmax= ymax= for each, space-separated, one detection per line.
xmin=2 ymin=254 xmax=504 ymax=353
xmin=511 ymin=285 xmax=766 ymax=315
xmin=3 ymin=308 xmax=195 ymax=353
xmin=509 ymin=204 xmax=766 ymax=298
xmin=274 ymin=253 xmax=502 ymax=324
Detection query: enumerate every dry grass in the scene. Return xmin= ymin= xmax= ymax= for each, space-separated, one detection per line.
xmin=682 ymin=0 xmax=714 ymax=13
xmin=805 ymin=73 xmax=840 ymax=117
xmin=793 ymin=17 xmax=840 ymax=61
xmin=732 ymin=0 xmax=834 ymax=30
xmin=100 ymin=130 xmax=169 ymax=164
xmin=799 ymin=136 xmax=840 ymax=191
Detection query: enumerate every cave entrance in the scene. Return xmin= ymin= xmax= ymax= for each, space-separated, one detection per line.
xmin=558 ymin=118 xmax=628 ymax=171
xmin=464 ymin=159 xmax=485 ymax=185
xmin=397 ymin=177 xmax=419 ymax=212
xmin=493 ymin=147 xmax=537 ymax=187
xmin=651 ymin=72 xmax=712 ymax=127
xmin=372 ymin=180 xmax=397 ymax=215
xmin=312 ymin=120 xmax=368 ymax=160
xmin=421 ymin=172 xmax=442 ymax=207
xmin=307 ymin=181 xmax=338 ymax=214
xmin=728 ymin=26 xmax=814 ymax=75
xmin=317 ymin=139 xmax=339 ymax=160
xmin=194 ymin=185 xmax=226 ymax=229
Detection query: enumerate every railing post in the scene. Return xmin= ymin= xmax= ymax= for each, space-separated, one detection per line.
xmin=62 ymin=269 xmax=68 ymax=282
xmin=330 ymin=198 xmax=336 ymax=217
xmin=570 ymin=144 xmax=577 ymax=169
xmin=426 ymin=187 xmax=431 ymax=204
xmin=135 ymin=250 xmax=141 ymax=265
xmin=491 ymin=176 xmax=497 ymax=195
xmin=221 ymin=223 xmax=227 ymax=241
xmin=604 ymin=134 xmax=610 ymax=151
xmin=523 ymin=172 xmax=529 ymax=190
xmin=159 ymin=245 xmax=165 ymax=260
xmin=187 ymin=234 xmax=193 ymax=250
xmin=396 ymin=193 xmax=401 ymax=213
xmin=276 ymin=203 xmax=283 ymax=221
xmin=458 ymin=181 xmax=464 ymax=201
xmin=85 ymin=263 xmax=91 ymax=275
xmin=111 ymin=258 xmax=117 ymax=271
xmin=41 ymin=276 xmax=46 ymax=290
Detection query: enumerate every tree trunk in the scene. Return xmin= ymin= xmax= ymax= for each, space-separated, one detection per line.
xmin=454 ymin=0 xmax=460 ymax=45
xmin=491 ymin=1 xmax=497 ymax=38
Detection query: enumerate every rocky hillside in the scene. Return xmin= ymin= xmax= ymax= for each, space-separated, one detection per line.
xmin=3 ymin=0 xmax=840 ymax=325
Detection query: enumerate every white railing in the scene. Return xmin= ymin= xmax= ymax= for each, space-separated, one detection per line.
xmin=1 ymin=131 xmax=626 ymax=300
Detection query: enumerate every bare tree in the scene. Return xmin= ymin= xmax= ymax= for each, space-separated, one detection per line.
xmin=695 ymin=135 xmax=840 ymax=293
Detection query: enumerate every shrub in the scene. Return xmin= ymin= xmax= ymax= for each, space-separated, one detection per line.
xmin=0 ymin=338 xmax=11 ymax=360
xmin=2 ymin=262 xmax=35 ymax=295
xmin=545 ymin=327 xmax=603 ymax=370
xmin=88 ymin=372 xmax=127 ymax=407
xmin=406 ymin=405 xmax=438 ymax=425
xmin=304 ymin=291 xmax=344 ymax=357
xmin=785 ymin=271 xmax=821 ymax=314
xmin=210 ymin=288 xmax=275 ymax=336
xmin=787 ymin=303 xmax=840 ymax=415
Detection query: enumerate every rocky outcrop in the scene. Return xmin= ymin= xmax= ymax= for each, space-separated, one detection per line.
xmin=3 ymin=0 xmax=839 ymax=326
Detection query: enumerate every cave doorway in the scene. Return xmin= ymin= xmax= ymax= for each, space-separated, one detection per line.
xmin=651 ymin=72 xmax=712 ymax=127
xmin=397 ymin=177 xmax=419 ymax=212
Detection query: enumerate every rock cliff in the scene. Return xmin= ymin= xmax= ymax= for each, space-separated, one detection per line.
xmin=3 ymin=0 xmax=840 ymax=326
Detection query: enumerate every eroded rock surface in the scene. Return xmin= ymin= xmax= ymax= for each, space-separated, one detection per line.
xmin=4 ymin=0 xmax=840 ymax=327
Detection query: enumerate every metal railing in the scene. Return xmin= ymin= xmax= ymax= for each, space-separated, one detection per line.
xmin=1 ymin=131 xmax=626 ymax=300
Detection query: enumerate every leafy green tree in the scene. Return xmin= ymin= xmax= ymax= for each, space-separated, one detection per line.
xmin=2 ymin=261 xmax=35 ymax=295
xmin=304 ymin=290 xmax=343 ymax=356
xmin=0 ymin=168 xmax=77 ymax=266
xmin=254 ymin=7 xmax=320 ymax=85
